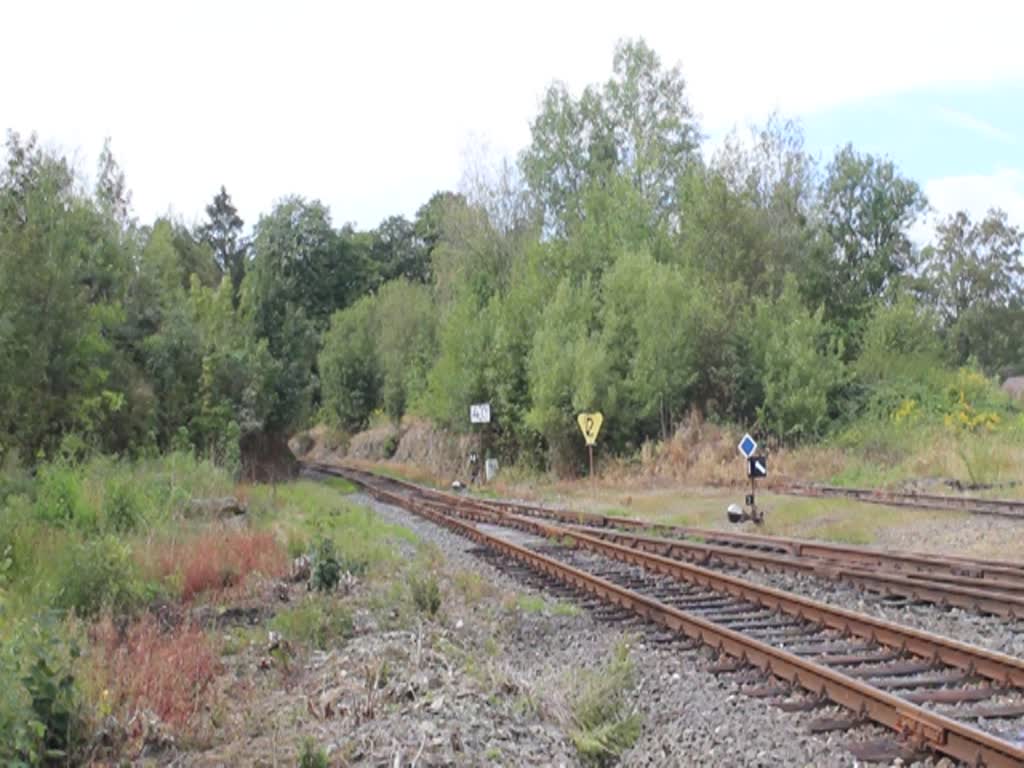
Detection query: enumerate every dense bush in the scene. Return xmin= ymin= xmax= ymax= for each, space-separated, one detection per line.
xmin=52 ymin=535 xmax=147 ymax=618
xmin=0 ymin=614 xmax=82 ymax=766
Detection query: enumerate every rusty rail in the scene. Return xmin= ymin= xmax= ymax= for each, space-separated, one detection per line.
xmin=327 ymin=464 xmax=1024 ymax=768
xmin=307 ymin=462 xmax=1024 ymax=611
xmin=780 ymin=483 xmax=1024 ymax=520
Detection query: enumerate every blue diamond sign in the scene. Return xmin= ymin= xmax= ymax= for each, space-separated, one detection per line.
xmin=738 ymin=433 xmax=757 ymax=459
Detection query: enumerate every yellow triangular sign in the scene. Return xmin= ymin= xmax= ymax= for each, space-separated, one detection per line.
xmin=577 ymin=412 xmax=603 ymax=446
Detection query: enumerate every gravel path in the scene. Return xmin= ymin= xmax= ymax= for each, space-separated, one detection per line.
xmin=350 ymin=492 xmax=950 ymax=767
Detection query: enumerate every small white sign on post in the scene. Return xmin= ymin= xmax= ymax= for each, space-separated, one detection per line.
xmin=470 ymin=403 xmax=491 ymax=424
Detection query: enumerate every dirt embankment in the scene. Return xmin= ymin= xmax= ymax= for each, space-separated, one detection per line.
xmin=293 ymin=419 xmax=476 ymax=481
xmin=292 ymin=413 xmax=842 ymax=489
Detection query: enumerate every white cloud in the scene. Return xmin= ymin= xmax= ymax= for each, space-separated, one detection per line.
xmin=936 ymin=108 xmax=1015 ymax=144
xmin=1 ymin=0 xmax=1023 ymax=228
xmin=923 ymin=169 xmax=1024 ymax=230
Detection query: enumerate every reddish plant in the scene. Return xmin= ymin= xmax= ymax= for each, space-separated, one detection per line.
xmin=90 ymin=614 xmax=220 ymax=728
xmin=143 ymin=530 xmax=288 ymax=601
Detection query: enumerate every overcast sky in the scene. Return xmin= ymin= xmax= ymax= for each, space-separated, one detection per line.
xmin=3 ymin=0 xmax=1022 ymax=234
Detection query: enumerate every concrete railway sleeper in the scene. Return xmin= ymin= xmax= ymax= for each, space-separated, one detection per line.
xmin=320 ymin=464 xmax=1024 ymax=767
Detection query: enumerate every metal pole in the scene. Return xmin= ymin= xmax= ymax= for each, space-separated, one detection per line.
xmin=589 ymin=444 xmax=594 ymax=495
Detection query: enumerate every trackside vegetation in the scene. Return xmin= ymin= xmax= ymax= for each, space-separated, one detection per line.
xmin=0 ymin=451 xmax=427 ymax=763
xmin=2 ymin=39 xmax=1023 ymax=480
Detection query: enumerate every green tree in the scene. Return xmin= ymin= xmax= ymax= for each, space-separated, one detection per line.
xmin=752 ymin=277 xmax=845 ymax=440
xmin=375 ymin=280 xmax=438 ymax=422
xmin=811 ymin=144 xmax=926 ymax=347
xmin=525 ymin=278 xmax=605 ymax=470
xmin=319 ymin=297 xmax=380 ymax=431
xmin=0 ymin=133 xmax=136 ymax=460
xmin=521 ymin=38 xmax=700 ymax=233
xmin=921 ymin=209 xmax=1024 ymax=371
xmin=197 ymin=186 xmax=248 ymax=305
xmin=368 ymin=215 xmax=429 ymax=287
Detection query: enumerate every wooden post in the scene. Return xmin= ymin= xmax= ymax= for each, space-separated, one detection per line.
xmin=589 ymin=444 xmax=594 ymax=494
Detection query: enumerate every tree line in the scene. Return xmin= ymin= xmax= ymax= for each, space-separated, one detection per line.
xmin=2 ymin=39 xmax=1022 ymax=473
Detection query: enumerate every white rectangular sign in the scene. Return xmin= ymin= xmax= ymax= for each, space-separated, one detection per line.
xmin=470 ymin=403 xmax=491 ymax=424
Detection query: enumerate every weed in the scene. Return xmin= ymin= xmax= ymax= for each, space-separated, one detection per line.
xmin=298 ymin=738 xmax=329 ymax=768
xmin=0 ymin=613 xmax=82 ymax=765
xmin=409 ymin=574 xmax=441 ymax=616
xmin=53 ymin=535 xmax=147 ymax=618
xmin=310 ymin=537 xmax=342 ymax=591
xmin=452 ymin=570 xmax=492 ymax=604
xmin=552 ymin=601 xmax=580 ymax=617
xmin=144 ymin=530 xmax=287 ymax=601
xmin=569 ymin=643 xmax=642 ymax=767
xmin=102 ymin=480 xmax=140 ymax=533
xmin=323 ymin=476 xmax=357 ymax=494
xmin=270 ymin=596 xmax=354 ymax=650
xmin=516 ymin=595 xmax=546 ymax=614
xmin=87 ymin=613 xmax=219 ymax=728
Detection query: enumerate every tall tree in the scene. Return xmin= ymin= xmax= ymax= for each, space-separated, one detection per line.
xmin=369 ymin=215 xmax=428 ymax=286
xmin=811 ymin=144 xmax=926 ymax=347
xmin=96 ymin=137 xmax=132 ymax=228
xmin=922 ymin=209 xmax=1024 ymax=370
xmin=197 ymin=186 xmax=247 ymax=305
xmin=521 ymin=38 xmax=700 ymax=234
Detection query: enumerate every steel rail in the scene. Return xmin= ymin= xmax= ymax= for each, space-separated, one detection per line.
xmin=780 ymin=483 xmax=1024 ymax=520
xmin=308 ymin=461 xmax=1024 ymax=587
xmin=405 ymin=491 xmax=1024 ymax=616
xmin=335 ymin=465 xmax=1024 ymax=768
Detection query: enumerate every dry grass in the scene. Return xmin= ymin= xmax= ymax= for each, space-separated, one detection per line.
xmin=139 ymin=529 xmax=288 ymax=601
xmin=87 ymin=613 xmax=220 ymax=728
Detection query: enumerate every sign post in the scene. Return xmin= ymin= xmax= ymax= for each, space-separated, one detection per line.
xmin=577 ymin=412 xmax=604 ymax=491
xmin=737 ymin=433 xmax=766 ymax=523
xmin=469 ymin=404 xmax=491 ymax=484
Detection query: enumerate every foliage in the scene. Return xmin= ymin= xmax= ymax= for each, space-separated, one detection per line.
xmin=87 ymin=614 xmax=218 ymax=728
xmin=569 ymin=643 xmax=641 ymax=767
xmin=409 ymin=574 xmax=442 ymax=616
xmin=52 ymin=535 xmax=147 ymax=618
xmin=319 ymin=297 xmax=381 ymax=431
xmin=298 ymin=738 xmax=330 ymax=768
xmin=270 ymin=596 xmax=354 ymax=650
xmin=3 ymin=38 xmax=1024 ymax=478
xmin=752 ymin=278 xmax=845 ymax=440
xmin=309 ymin=537 xmax=342 ymax=592
xmin=0 ymin=614 xmax=81 ymax=766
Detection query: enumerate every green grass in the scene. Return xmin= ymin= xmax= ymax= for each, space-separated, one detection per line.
xmin=252 ymin=481 xmax=416 ymax=576
xmin=270 ymin=595 xmax=354 ymax=650
xmin=321 ymin=476 xmax=358 ymax=494
xmin=569 ymin=642 xmax=642 ymax=767
xmin=514 ymin=594 xmax=579 ymax=617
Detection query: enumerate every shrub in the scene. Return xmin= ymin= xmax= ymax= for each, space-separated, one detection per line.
xmin=87 ymin=614 xmax=219 ymax=728
xmin=102 ymin=480 xmax=140 ymax=533
xmin=0 ymin=613 xmax=82 ymax=766
xmin=270 ymin=596 xmax=353 ymax=650
xmin=409 ymin=574 xmax=441 ymax=616
xmin=34 ymin=464 xmax=91 ymax=529
xmin=309 ymin=537 xmax=341 ymax=592
xmin=154 ymin=530 xmax=287 ymax=601
xmin=569 ymin=643 xmax=641 ymax=767
xmin=137 ymin=529 xmax=287 ymax=601
xmin=298 ymin=738 xmax=329 ymax=768
xmin=53 ymin=536 xmax=146 ymax=618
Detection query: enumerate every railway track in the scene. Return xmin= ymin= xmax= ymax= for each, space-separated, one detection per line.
xmin=308 ymin=462 xmax=1024 ymax=766
xmin=779 ymin=483 xmax=1024 ymax=520
xmin=306 ymin=462 xmax=1024 ymax=619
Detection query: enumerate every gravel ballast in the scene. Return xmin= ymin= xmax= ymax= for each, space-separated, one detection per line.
xmin=350 ymin=491 xmax=952 ymax=767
